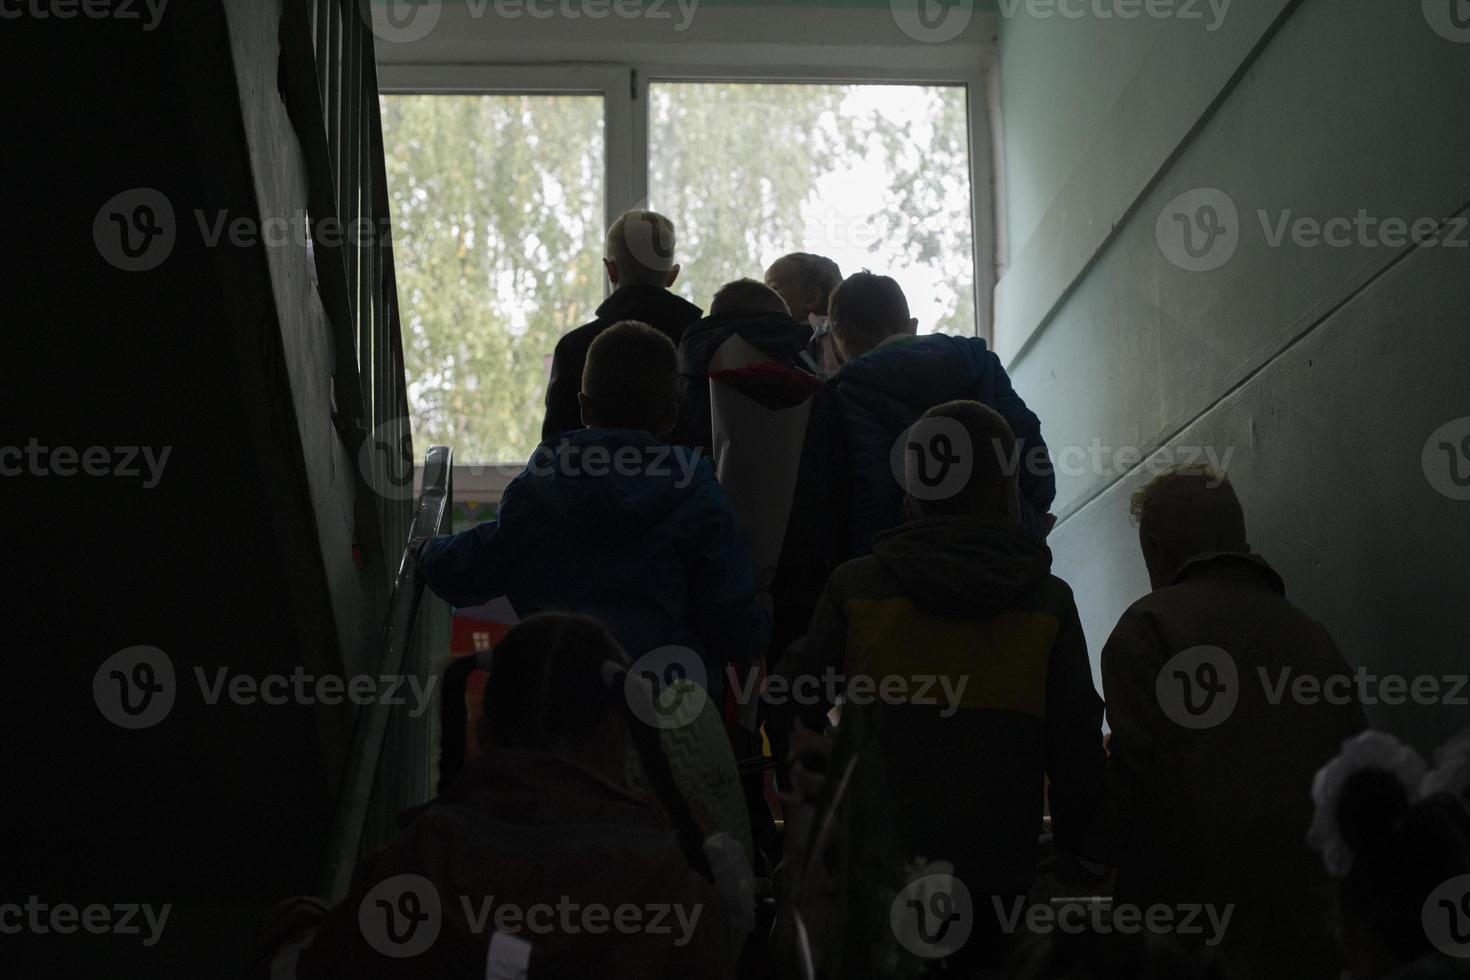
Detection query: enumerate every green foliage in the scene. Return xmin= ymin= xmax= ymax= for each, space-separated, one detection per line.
xmin=382 ymin=85 xmax=974 ymax=464
xmin=649 ymin=83 xmax=848 ymax=307
xmin=382 ymin=93 xmax=604 ymax=464
xmin=650 ymin=83 xmax=975 ymax=334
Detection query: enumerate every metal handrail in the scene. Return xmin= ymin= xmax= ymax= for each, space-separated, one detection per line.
xmin=320 ymin=445 xmax=454 ymax=902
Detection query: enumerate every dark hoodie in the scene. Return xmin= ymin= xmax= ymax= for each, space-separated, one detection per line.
xmin=670 ymin=308 xmax=813 ymax=454
xmin=775 ymin=517 xmax=1105 ymax=902
xmin=833 ymin=334 xmax=1055 ymax=555
xmin=417 ymin=429 xmax=770 ymax=690
xmin=542 ymin=285 xmax=704 ymax=443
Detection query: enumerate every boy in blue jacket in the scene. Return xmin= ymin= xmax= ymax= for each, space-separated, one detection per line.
xmin=416 ymin=320 xmax=770 ymax=697
xmin=829 ymin=272 xmax=1056 ymax=555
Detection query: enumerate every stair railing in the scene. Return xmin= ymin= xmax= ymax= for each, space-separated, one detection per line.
xmin=320 ymin=444 xmax=453 ymax=902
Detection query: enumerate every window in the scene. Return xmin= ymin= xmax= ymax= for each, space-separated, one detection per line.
xmin=381 ymin=93 xmax=606 ymax=465
xmin=648 ymin=82 xmax=976 ymax=335
xmin=380 ymin=71 xmax=984 ymax=470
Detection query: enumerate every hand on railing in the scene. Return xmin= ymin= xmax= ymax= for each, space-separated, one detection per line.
xmin=319 ymin=445 xmax=453 ymax=904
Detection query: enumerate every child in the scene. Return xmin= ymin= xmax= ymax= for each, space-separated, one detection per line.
xmin=543 ymin=210 xmax=703 ymax=442
xmin=297 ymin=614 xmax=735 ymax=979
xmin=1309 ymin=730 xmax=1470 ymax=980
xmin=1087 ymin=466 xmax=1369 ymax=979
xmin=774 ymin=401 xmax=1105 ymax=974
xmin=419 ymin=320 xmax=770 ymax=699
xmin=827 ymin=271 xmax=1055 ymax=555
xmin=671 ymin=278 xmax=847 ymax=869
xmin=671 ymin=278 xmax=813 ymax=455
xmin=764 ymin=252 xmax=843 ymax=376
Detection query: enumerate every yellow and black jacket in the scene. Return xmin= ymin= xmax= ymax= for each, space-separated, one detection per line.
xmin=775 ymin=516 xmax=1106 ymax=899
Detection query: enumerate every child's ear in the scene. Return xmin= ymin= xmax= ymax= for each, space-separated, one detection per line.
xmin=1139 ymin=529 xmax=1175 ymax=589
xmin=803 ymin=285 xmax=823 ymax=317
xmin=830 ymin=323 xmax=851 ymax=361
xmin=906 ymin=317 xmax=919 ymax=335
xmin=664 ymin=264 xmax=680 ymax=289
xmin=1140 ymin=528 xmax=1158 ymax=563
xmin=578 ymin=392 xmax=596 ymax=429
xmin=655 ymin=398 xmax=678 ymax=438
xmin=603 ymin=257 xmax=619 ymax=287
xmin=901 ymin=495 xmax=926 ymax=523
xmin=1004 ymin=482 xmax=1022 ymax=526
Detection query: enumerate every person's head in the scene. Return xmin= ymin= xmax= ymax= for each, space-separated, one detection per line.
xmin=709 ymin=278 xmax=790 ymax=317
xmin=763 ymin=252 xmax=842 ymax=323
xmin=435 ymin=612 xmax=714 ymax=876
xmin=578 ymin=320 xmax=678 ymax=435
xmin=477 ymin=613 xmax=632 ymax=781
xmin=827 ymin=271 xmax=918 ymax=359
xmin=604 ymin=209 xmax=680 ymax=289
xmin=1314 ymin=741 xmax=1470 ymax=978
xmin=1128 ymin=465 xmax=1247 ymax=590
xmin=902 ymin=400 xmax=1020 ymax=524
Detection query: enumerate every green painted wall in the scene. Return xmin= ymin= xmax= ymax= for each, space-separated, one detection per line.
xmin=995 ymin=0 xmax=1470 ymax=749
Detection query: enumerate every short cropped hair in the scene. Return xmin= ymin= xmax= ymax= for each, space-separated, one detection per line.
xmin=1130 ymin=465 xmax=1247 ymax=557
xmin=829 ymin=271 xmax=911 ymax=358
xmin=605 ymin=210 xmax=677 ymax=286
xmin=907 ymin=400 xmax=1018 ymax=519
xmin=581 ymin=320 xmax=677 ymax=432
xmin=710 ymin=278 xmax=789 ymax=317
xmin=770 ymin=253 xmax=842 ymax=306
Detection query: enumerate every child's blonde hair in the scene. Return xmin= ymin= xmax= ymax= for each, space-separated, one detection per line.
xmin=605 ymin=209 xmax=677 ymax=285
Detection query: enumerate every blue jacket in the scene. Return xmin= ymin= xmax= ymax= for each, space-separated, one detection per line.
xmin=833 ymin=334 xmax=1055 ymax=555
xmin=417 ymin=429 xmax=770 ymax=690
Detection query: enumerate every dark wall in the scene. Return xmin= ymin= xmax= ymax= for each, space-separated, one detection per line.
xmin=5 ymin=3 xmax=399 ymax=973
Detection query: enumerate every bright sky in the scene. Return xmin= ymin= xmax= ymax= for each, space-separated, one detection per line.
xmin=779 ymin=85 xmax=974 ymax=334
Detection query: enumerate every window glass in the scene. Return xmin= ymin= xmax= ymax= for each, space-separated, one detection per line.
xmin=381 ymin=93 xmax=606 ymax=464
